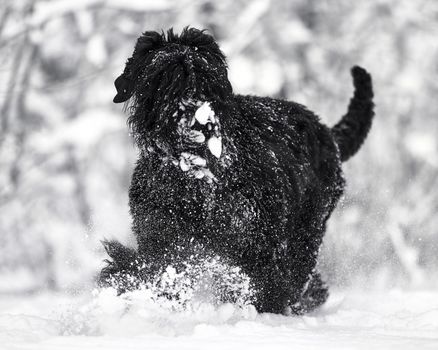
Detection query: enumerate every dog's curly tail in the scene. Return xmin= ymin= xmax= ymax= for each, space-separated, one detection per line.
xmin=332 ymin=66 xmax=374 ymax=162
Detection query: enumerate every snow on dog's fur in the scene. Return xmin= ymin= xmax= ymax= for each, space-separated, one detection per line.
xmin=100 ymin=27 xmax=374 ymax=314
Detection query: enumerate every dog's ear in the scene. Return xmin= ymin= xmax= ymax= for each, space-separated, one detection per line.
xmin=113 ymin=31 xmax=164 ymax=103
xmin=113 ymin=74 xmax=134 ymax=103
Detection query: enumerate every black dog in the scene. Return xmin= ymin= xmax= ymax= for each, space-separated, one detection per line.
xmin=100 ymin=27 xmax=374 ymax=314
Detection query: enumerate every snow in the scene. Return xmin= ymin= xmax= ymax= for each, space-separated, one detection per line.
xmin=1 ymin=289 xmax=437 ymax=349
xmin=194 ymin=170 xmax=205 ymax=179
xmin=228 ymin=57 xmax=284 ymax=96
xmin=32 ymin=108 xmax=124 ymax=153
xmin=190 ymin=156 xmax=207 ymax=167
xmin=179 ymin=157 xmax=190 ymax=172
xmin=405 ymin=132 xmax=438 ymax=167
xmin=208 ymin=136 xmax=223 ymax=159
xmin=188 ymin=130 xmax=206 ymax=143
xmin=0 ymin=269 xmax=40 ymax=293
xmin=194 ymin=102 xmax=215 ymax=125
xmin=179 ymin=153 xmax=207 ymax=172
xmin=85 ymin=35 xmax=107 ymax=67
xmin=228 ymin=56 xmax=255 ymax=94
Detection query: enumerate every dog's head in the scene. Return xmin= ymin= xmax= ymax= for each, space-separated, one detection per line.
xmin=114 ymin=28 xmax=234 ymax=182
xmin=114 ymin=27 xmax=231 ymax=105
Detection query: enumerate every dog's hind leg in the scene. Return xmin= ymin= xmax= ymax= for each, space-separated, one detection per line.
xmin=289 ymin=271 xmax=329 ymax=315
xmin=248 ymin=267 xmax=292 ymax=314
xmin=240 ymin=251 xmax=303 ymax=314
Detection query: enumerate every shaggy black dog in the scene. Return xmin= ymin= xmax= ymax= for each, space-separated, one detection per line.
xmin=100 ymin=27 xmax=374 ymax=314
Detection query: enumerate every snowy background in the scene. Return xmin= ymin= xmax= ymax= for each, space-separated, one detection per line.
xmin=1 ymin=0 xmax=438 ymax=349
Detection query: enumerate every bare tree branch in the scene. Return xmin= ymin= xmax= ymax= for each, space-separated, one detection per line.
xmin=0 ymin=3 xmax=12 ymax=40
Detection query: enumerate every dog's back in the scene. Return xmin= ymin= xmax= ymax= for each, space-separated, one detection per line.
xmin=234 ymin=65 xmax=374 ymax=167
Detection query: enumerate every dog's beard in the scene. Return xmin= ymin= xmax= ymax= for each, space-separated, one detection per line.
xmin=144 ymin=97 xmax=225 ymax=184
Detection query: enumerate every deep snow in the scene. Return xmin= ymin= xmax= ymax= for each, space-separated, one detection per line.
xmin=1 ymin=289 xmax=437 ymax=350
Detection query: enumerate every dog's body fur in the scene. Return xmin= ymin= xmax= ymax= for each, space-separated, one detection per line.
xmin=100 ymin=28 xmax=374 ymax=314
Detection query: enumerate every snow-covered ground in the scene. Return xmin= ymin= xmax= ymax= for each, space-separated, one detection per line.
xmin=1 ymin=289 xmax=437 ymax=350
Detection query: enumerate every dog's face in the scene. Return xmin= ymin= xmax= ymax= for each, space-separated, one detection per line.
xmin=114 ymin=28 xmax=233 ymax=182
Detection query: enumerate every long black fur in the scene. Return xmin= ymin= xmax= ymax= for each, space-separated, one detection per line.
xmin=100 ymin=27 xmax=374 ymax=314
